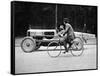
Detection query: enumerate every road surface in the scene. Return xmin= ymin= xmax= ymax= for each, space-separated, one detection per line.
xmin=15 ymin=38 xmax=97 ymax=74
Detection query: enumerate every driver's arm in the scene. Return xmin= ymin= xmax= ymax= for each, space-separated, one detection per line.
xmin=62 ymin=24 xmax=70 ymax=38
xmin=63 ymin=24 xmax=70 ymax=35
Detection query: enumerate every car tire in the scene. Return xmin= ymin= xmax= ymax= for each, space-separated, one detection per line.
xmin=21 ymin=37 xmax=36 ymax=53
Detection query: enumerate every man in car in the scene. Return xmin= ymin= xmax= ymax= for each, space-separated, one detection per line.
xmin=58 ymin=18 xmax=75 ymax=53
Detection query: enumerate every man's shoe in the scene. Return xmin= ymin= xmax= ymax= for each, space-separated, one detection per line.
xmin=63 ymin=51 xmax=66 ymax=54
xmin=63 ymin=50 xmax=68 ymax=54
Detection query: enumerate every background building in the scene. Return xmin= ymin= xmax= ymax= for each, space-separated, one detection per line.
xmin=12 ymin=1 xmax=97 ymax=37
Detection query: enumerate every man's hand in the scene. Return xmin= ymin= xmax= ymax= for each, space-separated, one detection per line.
xmin=57 ymin=30 xmax=65 ymax=37
xmin=60 ymin=38 xmax=65 ymax=42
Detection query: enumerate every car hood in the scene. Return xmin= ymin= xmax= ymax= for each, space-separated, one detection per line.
xmin=27 ymin=29 xmax=56 ymax=32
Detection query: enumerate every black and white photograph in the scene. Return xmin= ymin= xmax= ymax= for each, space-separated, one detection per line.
xmin=11 ymin=1 xmax=97 ymax=75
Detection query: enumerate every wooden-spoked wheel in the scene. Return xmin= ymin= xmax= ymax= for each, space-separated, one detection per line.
xmin=21 ymin=37 xmax=36 ymax=53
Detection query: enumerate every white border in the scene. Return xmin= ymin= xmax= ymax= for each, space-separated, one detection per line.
xmin=0 ymin=0 xmax=99 ymax=76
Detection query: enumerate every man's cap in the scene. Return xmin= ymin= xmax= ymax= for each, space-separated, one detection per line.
xmin=63 ymin=18 xmax=69 ymax=23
